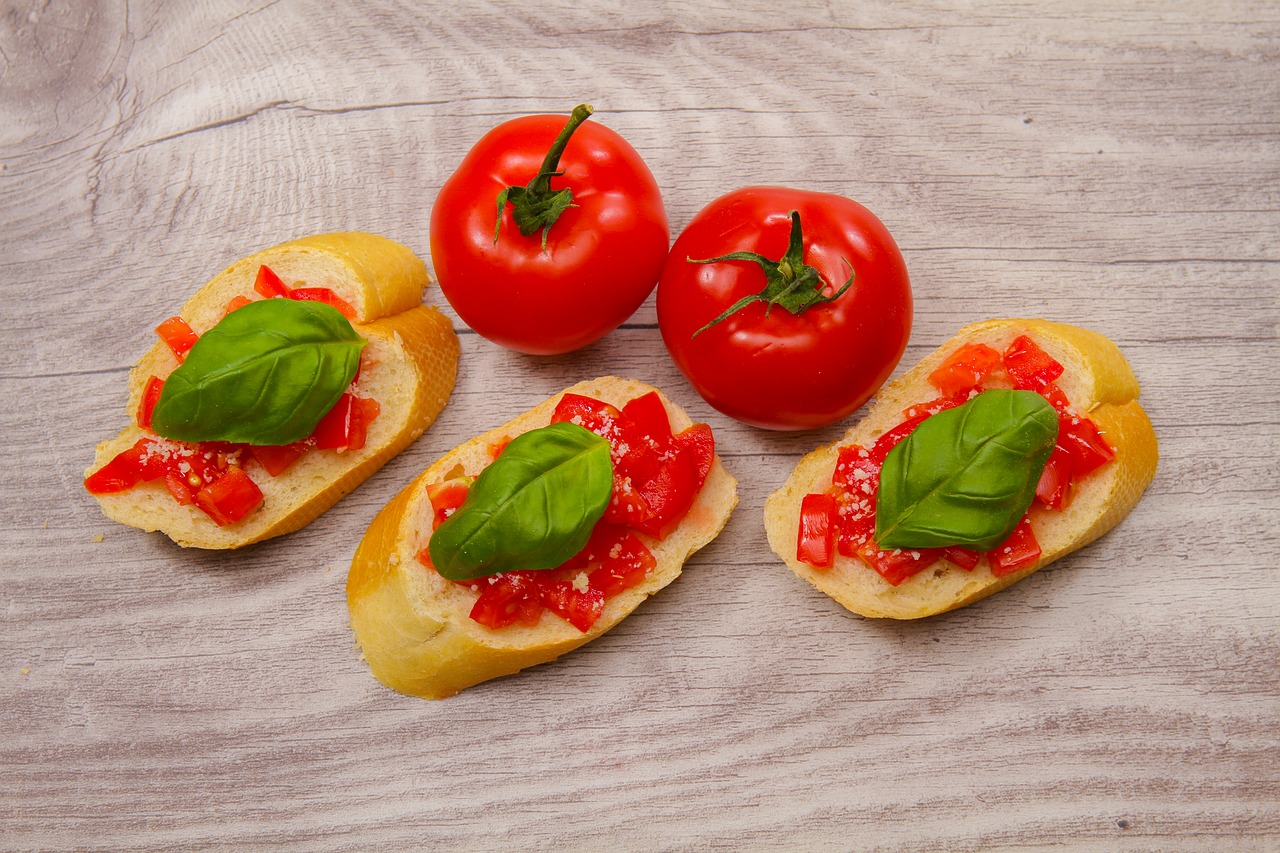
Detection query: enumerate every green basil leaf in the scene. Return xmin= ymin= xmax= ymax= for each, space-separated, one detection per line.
xmin=428 ymin=422 xmax=613 ymax=581
xmin=875 ymin=389 xmax=1058 ymax=550
xmin=150 ymin=299 xmax=365 ymax=446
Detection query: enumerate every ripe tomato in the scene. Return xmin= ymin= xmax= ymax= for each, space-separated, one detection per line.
xmin=429 ymin=105 xmax=669 ymax=355
xmin=656 ymin=187 xmax=912 ymax=430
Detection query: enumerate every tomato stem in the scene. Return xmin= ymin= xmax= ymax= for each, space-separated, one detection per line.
xmin=689 ymin=211 xmax=855 ymax=338
xmin=494 ymin=103 xmax=595 ymax=251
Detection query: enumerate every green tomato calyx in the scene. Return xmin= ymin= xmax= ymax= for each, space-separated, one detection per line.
xmin=689 ymin=210 xmax=854 ymax=338
xmin=494 ymin=103 xmax=595 ymax=252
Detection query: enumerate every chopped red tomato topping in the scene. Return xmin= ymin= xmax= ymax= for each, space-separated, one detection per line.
xmin=290 ymin=287 xmax=357 ymax=320
xmin=584 ymin=527 xmax=655 ymax=598
xmin=311 ymin=394 xmax=380 ymax=452
xmin=902 ymin=389 xmax=974 ymax=421
xmin=137 ymin=376 xmax=164 ymax=430
xmin=928 ymin=342 xmax=1002 ymax=396
xmin=250 ymin=265 xmax=359 ymax=318
xmin=799 ymin=334 xmax=1114 ymax=586
xmin=254 ymin=264 xmax=291 ymax=298
xmin=855 ymin=539 xmax=942 ymax=586
xmin=246 ymin=442 xmax=307 ymax=477
xmin=1035 ymin=444 xmax=1075 ymax=510
xmin=1038 ymin=382 xmax=1072 ymax=412
xmin=469 ymin=571 xmax=545 ymax=630
xmin=1003 ymin=335 xmax=1064 ymax=390
xmin=797 ymin=493 xmax=837 ymax=568
xmin=941 ymin=546 xmax=981 ymax=571
xmin=1058 ymin=414 xmax=1114 ymax=476
xmin=553 ymin=390 xmax=713 ymax=541
xmin=155 ymin=316 xmax=199 ymax=360
xmin=419 ymin=393 xmax=710 ymax=634
xmin=988 ymin=517 xmax=1041 ymax=577
xmin=426 ymin=478 xmax=470 ymax=530
xmin=869 ymin=412 xmax=932 ymax=464
xmin=540 ymin=581 xmax=606 ymax=633
xmin=192 ymin=466 xmax=263 ymax=527
xmin=224 ymin=295 xmax=253 ymax=315
xmin=487 ymin=435 xmax=512 ymax=459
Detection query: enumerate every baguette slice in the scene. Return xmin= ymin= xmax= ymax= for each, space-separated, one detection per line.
xmin=765 ymin=319 xmax=1158 ymax=619
xmin=86 ymin=232 xmax=460 ymax=549
xmin=348 ymin=377 xmax=738 ymax=699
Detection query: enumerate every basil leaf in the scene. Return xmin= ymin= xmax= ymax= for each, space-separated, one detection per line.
xmin=429 ymin=422 xmax=613 ymax=581
xmin=150 ymin=299 xmax=365 ymax=446
xmin=875 ymin=389 xmax=1058 ymax=550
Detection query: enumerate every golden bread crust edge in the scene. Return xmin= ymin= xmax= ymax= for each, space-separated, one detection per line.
xmin=765 ymin=318 xmax=1158 ymax=620
xmin=347 ymin=377 xmax=739 ymax=700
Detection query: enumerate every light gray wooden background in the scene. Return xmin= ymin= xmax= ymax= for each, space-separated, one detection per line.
xmin=3 ymin=1 xmax=1277 ymax=850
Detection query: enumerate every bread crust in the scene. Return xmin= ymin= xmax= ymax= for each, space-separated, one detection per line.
xmin=347 ymin=377 xmax=739 ymax=699
xmin=85 ymin=232 xmax=460 ymax=549
xmin=765 ymin=319 xmax=1158 ymax=619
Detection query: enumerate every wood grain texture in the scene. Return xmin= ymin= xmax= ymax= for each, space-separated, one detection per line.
xmin=2 ymin=0 xmax=1277 ymax=849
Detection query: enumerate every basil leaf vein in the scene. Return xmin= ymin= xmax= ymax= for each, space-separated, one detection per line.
xmin=150 ymin=299 xmax=365 ymax=446
xmin=874 ymin=389 xmax=1059 ymax=550
xmin=428 ymin=422 xmax=613 ymax=580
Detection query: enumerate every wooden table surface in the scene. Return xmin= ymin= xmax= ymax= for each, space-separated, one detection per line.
xmin=4 ymin=2 xmax=1277 ymax=850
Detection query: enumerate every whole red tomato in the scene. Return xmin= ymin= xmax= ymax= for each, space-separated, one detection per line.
xmin=657 ymin=187 xmax=911 ymax=430
xmin=429 ymin=105 xmax=669 ymax=355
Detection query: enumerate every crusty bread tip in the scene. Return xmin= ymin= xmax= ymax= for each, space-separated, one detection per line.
xmin=86 ymin=232 xmax=460 ymax=549
xmin=347 ymin=377 xmax=739 ymax=699
xmin=764 ymin=318 xmax=1158 ymax=620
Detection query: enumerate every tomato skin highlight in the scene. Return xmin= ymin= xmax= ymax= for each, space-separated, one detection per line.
xmin=657 ymin=187 xmax=911 ymax=430
xmin=429 ymin=111 xmax=669 ymax=355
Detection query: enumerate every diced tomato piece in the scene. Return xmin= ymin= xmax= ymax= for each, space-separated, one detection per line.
xmin=902 ymin=389 xmax=975 ymax=421
xmin=550 ymin=393 xmax=622 ymax=437
xmin=1038 ymin=382 xmax=1072 ymax=412
xmin=415 ymin=547 xmax=435 ymax=570
xmin=163 ymin=470 xmax=196 ymax=505
xmin=192 ymin=466 xmax=263 ymax=526
xmin=254 ymin=264 xmax=291 ymax=298
xmin=426 ymin=478 xmax=471 ymax=530
xmin=941 ymin=546 xmax=981 ymax=571
xmin=855 ymin=538 xmax=942 ymax=586
xmin=629 ymin=448 xmax=701 ymax=539
xmin=84 ymin=439 xmax=151 ymax=494
xmin=469 ymin=571 xmax=544 ymax=629
xmin=603 ymin=473 xmax=653 ymax=529
xmin=1003 ymin=335 xmax=1064 ymax=391
xmin=836 ymin=501 xmax=875 ymax=557
xmin=928 ymin=343 xmax=1003 ymax=395
xmin=487 ymin=435 xmax=512 ymax=459
xmin=869 ymin=412 xmax=932 ymax=464
xmin=797 ymin=492 xmax=838 ymax=568
xmin=1059 ymin=414 xmax=1114 ymax=476
xmin=586 ymin=528 xmax=655 ymax=597
xmin=620 ymin=392 xmax=673 ymax=443
xmin=224 ymin=295 xmax=253 ymax=315
xmin=832 ymin=444 xmax=878 ymax=493
xmin=289 ymin=287 xmax=357 ymax=320
xmin=247 ymin=442 xmax=307 ymax=477
xmin=311 ymin=394 xmax=379 ymax=451
xmin=137 ymin=375 xmax=165 ymax=430
xmin=155 ymin=316 xmax=199 ymax=360
xmin=675 ymin=423 xmax=715 ymax=490
xmin=988 ymin=517 xmax=1041 ymax=577
xmin=541 ymin=581 xmax=606 ymax=633
xmin=1035 ymin=444 xmax=1075 ymax=510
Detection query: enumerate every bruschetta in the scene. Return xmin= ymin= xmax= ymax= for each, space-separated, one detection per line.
xmin=84 ymin=232 xmax=459 ymax=549
xmin=765 ymin=318 xmax=1157 ymax=619
xmin=348 ymin=377 xmax=738 ymax=699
